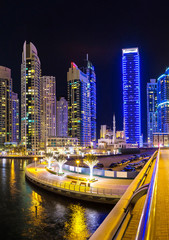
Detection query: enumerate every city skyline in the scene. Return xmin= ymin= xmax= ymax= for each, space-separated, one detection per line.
xmin=2 ymin=1 xmax=169 ymax=141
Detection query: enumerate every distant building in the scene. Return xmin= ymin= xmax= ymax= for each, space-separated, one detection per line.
xmin=98 ymin=115 xmax=131 ymax=151
xmin=153 ymin=133 xmax=169 ymax=147
xmin=157 ymin=68 xmax=169 ymax=133
xmin=122 ymin=48 xmax=141 ymax=146
xmin=0 ymin=66 xmax=13 ymax=145
xmin=56 ymin=97 xmax=68 ymax=137
xmin=67 ymin=62 xmax=91 ymax=146
xmin=40 ymin=76 xmax=56 ymax=148
xmin=21 ymin=41 xmax=41 ymax=154
xmin=46 ymin=136 xmax=79 ymax=155
xmin=12 ymin=92 xmax=19 ymax=143
xmin=147 ymin=79 xmax=157 ymax=146
xmin=100 ymin=125 xmax=108 ymax=139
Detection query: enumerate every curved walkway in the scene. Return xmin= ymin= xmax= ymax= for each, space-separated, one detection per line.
xmin=25 ymin=163 xmax=132 ymax=204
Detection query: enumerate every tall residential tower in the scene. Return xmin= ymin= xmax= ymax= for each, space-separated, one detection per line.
xmin=157 ymin=68 xmax=169 ymax=133
xmin=21 ymin=41 xmax=41 ymax=154
xmin=56 ymin=97 xmax=68 ymax=137
xmin=122 ymin=48 xmax=141 ymax=146
xmin=12 ymin=92 xmax=19 ymax=143
xmin=0 ymin=66 xmax=13 ymax=145
xmin=67 ymin=62 xmax=91 ymax=146
xmin=84 ymin=54 xmax=96 ymax=143
xmin=147 ymin=79 xmax=157 ymax=146
xmin=40 ymin=76 xmax=56 ymax=148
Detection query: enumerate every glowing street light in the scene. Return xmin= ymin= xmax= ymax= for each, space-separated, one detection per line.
xmin=76 ymin=160 xmax=80 ymax=181
xmin=34 ymin=157 xmax=37 ymax=171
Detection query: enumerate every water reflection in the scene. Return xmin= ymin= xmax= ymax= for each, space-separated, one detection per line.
xmin=0 ymin=158 xmax=111 ymax=240
xmin=10 ymin=159 xmax=16 ymax=196
xmin=64 ymin=204 xmax=90 ymax=240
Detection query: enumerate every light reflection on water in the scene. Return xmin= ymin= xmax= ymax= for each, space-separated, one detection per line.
xmin=0 ymin=158 xmax=112 ymax=240
xmin=64 ymin=204 xmax=90 ymax=240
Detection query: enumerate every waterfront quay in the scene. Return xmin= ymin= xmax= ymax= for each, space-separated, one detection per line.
xmin=25 ymin=163 xmax=132 ymax=204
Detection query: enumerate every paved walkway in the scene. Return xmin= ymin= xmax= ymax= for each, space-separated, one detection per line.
xmin=152 ymin=149 xmax=169 ymax=239
xmin=27 ymin=163 xmax=132 ymax=196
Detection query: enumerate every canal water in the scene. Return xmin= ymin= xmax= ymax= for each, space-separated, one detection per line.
xmin=0 ymin=158 xmax=113 ymax=240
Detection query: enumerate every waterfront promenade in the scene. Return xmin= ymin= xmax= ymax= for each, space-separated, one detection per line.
xmin=25 ymin=163 xmax=132 ymax=204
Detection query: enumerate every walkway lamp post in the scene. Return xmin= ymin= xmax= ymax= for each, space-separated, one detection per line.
xmin=76 ymin=160 xmax=80 ymax=181
xmin=34 ymin=157 xmax=37 ymax=171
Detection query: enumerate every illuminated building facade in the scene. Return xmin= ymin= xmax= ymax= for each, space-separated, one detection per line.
xmin=56 ymin=97 xmax=68 ymax=137
xmin=122 ymin=48 xmax=141 ymax=146
xmin=147 ymin=79 xmax=157 ymax=146
xmin=0 ymin=66 xmax=13 ymax=145
xmin=67 ymin=62 xmax=91 ymax=146
xmin=84 ymin=54 xmax=96 ymax=143
xmin=21 ymin=41 xmax=41 ymax=154
xmin=12 ymin=92 xmax=19 ymax=143
xmin=40 ymin=76 xmax=56 ymax=148
xmin=157 ymin=68 xmax=169 ymax=133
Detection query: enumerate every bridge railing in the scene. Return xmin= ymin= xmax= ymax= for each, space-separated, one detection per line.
xmin=25 ymin=165 xmax=124 ymax=197
xmin=89 ymin=150 xmax=158 ymax=240
xmin=135 ymin=150 xmax=160 ymax=240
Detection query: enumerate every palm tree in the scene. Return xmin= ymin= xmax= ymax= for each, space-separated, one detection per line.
xmin=45 ymin=153 xmax=54 ymax=168
xmin=55 ymin=154 xmax=67 ymax=174
xmin=83 ymin=154 xmax=99 ymax=180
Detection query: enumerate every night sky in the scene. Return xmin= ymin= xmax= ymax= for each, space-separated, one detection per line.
xmin=1 ymin=0 xmax=169 ymax=141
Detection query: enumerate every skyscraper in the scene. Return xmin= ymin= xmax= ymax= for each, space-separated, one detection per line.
xmin=0 ymin=66 xmax=13 ymax=145
xmin=21 ymin=41 xmax=41 ymax=154
xmin=40 ymin=76 xmax=56 ymax=148
xmin=84 ymin=54 xmax=96 ymax=143
xmin=56 ymin=97 xmax=68 ymax=137
xmin=122 ymin=48 xmax=141 ymax=146
xmin=67 ymin=62 xmax=91 ymax=146
xmin=12 ymin=92 xmax=19 ymax=143
xmin=147 ymin=79 xmax=157 ymax=146
xmin=157 ymin=68 xmax=169 ymax=133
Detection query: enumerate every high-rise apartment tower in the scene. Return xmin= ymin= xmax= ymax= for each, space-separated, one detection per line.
xmin=56 ymin=97 xmax=68 ymax=137
xmin=0 ymin=66 xmax=13 ymax=145
xmin=21 ymin=41 xmax=41 ymax=154
xmin=147 ymin=79 xmax=157 ymax=146
xmin=122 ymin=48 xmax=141 ymax=146
xmin=67 ymin=62 xmax=91 ymax=146
xmin=84 ymin=54 xmax=96 ymax=143
xmin=157 ymin=68 xmax=169 ymax=133
xmin=40 ymin=76 xmax=56 ymax=148
xmin=12 ymin=92 xmax=19 ymax=143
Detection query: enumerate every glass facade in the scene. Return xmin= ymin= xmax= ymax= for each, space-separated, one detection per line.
xmin=67 ymin=62 xmax=91 ymax=146
xmin=21 ymin=42 xmax=41 ymax=154
xmin=85 ymin=56 xmax=96 ymax=143
xmin=122 ymin=48 xmax=141 ymax=146
xmin=147 ymin=79 xmax=157 ymax=146
xmin=157 ymin=68 xmax=169 ymax=133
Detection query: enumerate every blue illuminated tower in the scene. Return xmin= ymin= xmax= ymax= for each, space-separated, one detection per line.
xmin=85 ymin=54 xmax=96 ymax=144
xmin=157 ymin=68 xmax=169 ymax=133
xmin=122 ymin=48 xmax=141 ymax=146
xmin=67 ymin=62 xmax=91 ymax=146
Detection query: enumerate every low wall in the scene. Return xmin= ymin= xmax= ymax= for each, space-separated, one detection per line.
xmin=63 ymin=164 xmax=138 ymax=179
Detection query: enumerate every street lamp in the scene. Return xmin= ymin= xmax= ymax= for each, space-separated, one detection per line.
xmin=34 ymin=157 xmax=37 ymax=171
xmin=76 ymin=160 xmax=80 ymax=181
